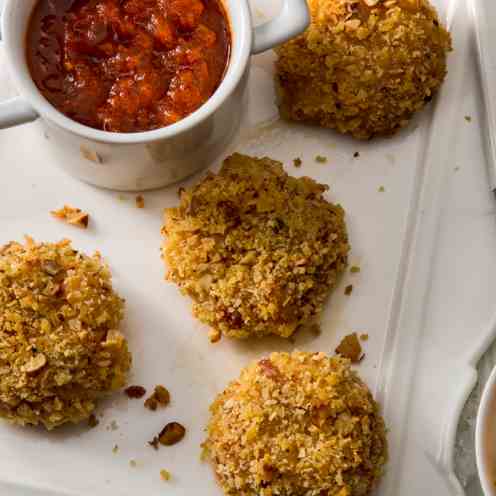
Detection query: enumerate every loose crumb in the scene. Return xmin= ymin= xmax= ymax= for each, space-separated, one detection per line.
xmin=315 ymin=155 xmax=327 ymax=163
xmin=464 ymin=115 xmax=472 ymax=122
xmin=350 ymin=265 xmax=360 ymax=273
xmin=360 ymin=333 xmax=369 ymax=341
xmin=378 ymin=186 xmax=385 ymax=193
xmin=144 ymin=385 xmax=170 ymax=410
xmin=158 ymin=422 xmax=186 ymax=446
xmin=107 ymin=420 xmax=119 ymax=431
xmin=135 ymin=195 xmax=145 ymax=208
xmin=344 ymin=284 xmax=353 ymax=296
xmin=118 ymin=194 xmax=126 ymax=202
xmin=88 ymin=414 xmax=99 ymax=428
xmin=125 ymin=385 xmax=147 ymax=399
xmin=112 ymin=444 xmax=119 ymax=454
xmin=353 ymin=152 xmax=360 ymax=158
xmin=335 ymin=332 xmax=363 ymax=363
xmin=208 ymin=328 xmax=221 ymax=343
xmin=129 ymin=459 xmax=137 ymax=468
xmin=293 ymin=157 xmax=302 ymax=168
xmin=148 ymin=436 xmax=160 ymax=450
xmin=160 ymin=469 xmax=171 ymax=481
xmin=51 ymin=205 xmax=89 ymax=229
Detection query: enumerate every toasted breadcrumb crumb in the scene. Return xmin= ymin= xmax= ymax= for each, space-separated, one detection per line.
xmin=293 ymin=157 xmax=302 ymax=168
xmin=204 ymin=352 xmax=387 ymax=496
xmin=51 ymin=205 xmax=89 ymax=228
xmin=315 ymin=155 xmax=328 ymax=163
xmin=88 ymin=414 xmax=99 ymax=428
xmin=208 ymin=328 xmax=222 ymax=343
xmin=350 ymin=265 xmax=361 ymax=273
xmin=275 ymin=0 xmax=451 ymax=139
xmin=378 ymin=186 xmax=385 ymax=193
xmin=125 ymin=385 xmax=147 ymax=399
xmin=160 ymin=469 xmax=171 ymax=481
xmin=0 ymin=238 xmax=130 ymax=429
xmin=345 ymin=284 xmax=353 ymax=295
xmin=354 ymin=152 xmax=360 ymax=158
xmin=162 ymin=153 xmax=349 ymax=339
xmin=135 ymin=195 xmax=145 ymax=208
xmin=360 ymin=333 xmax=369 ymax=341
xmin=144 ymin=385 xmax=170 ymax=410
xmin=129 ymin=459 xmax=137 ymax=468
xmin=336 ymin=332 xmax=363 ymax=363
xmin=464 ymin=115 xmax=472 ymax=122
xmin=112 ymin=444 xmax=119 ymax=454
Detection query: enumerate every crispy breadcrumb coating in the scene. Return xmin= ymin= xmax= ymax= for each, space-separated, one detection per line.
xmin=0 ymin=237 xmax=131 ymax=429
xmin=275 ymin=0 xmax=452 ymax=139
xmin=162 ymin=153 xmax=349 ymax=339
xmin=204 ymin=351 xmax=388 ymax=496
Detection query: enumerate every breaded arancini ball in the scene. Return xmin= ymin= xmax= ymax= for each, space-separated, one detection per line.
xmin=0 ymin=238 xmax=131 ymax=429
xmin=204 ymin=351 xmax=388 ymax=496
xmin=162 ymin=153 xmax=349 ymax=339
xmin=275 ymin=0 xmax=452 ymax=139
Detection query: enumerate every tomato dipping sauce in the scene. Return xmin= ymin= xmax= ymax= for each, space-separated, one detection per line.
xmin=26 ymin=0 xmax=231 ymax=133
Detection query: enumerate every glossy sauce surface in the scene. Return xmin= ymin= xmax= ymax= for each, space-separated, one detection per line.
xmin=27 ymin=0 xmax=230 ymax=132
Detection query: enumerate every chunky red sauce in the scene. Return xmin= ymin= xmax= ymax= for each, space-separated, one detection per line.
xmin=27 ymin=0 xmax=230 ymax=132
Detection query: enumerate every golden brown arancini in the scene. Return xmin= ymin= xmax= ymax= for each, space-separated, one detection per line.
xmin=0 ymin=237 xmax=131 ymax=429
xmin=162 ymin=153 xmax=350 ymax=339
xmin=204 ymin=351 xmax=388 ymax=496
xmin=275 ymin=0 xmax=452 ymax=139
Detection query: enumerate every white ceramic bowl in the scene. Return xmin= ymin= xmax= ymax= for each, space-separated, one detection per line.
xmin=0 ymin=0 xmax=309 ymax=191
xmin=476 ymin=364 xmax=496 ymax=495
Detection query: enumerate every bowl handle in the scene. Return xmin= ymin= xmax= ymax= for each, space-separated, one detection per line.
xmin=0 ymin=97 xmax=38 ymax=129
xmin=251 ymin=0 xmax=310 ymax=55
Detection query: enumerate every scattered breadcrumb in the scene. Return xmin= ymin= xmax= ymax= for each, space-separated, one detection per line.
xmin=51 ymin=205 xmax=89 ymax=229
xmin=162 ymin=153 xmax=350 ymax=339
xmin=378 ymin=186 xmax=385 ymax=193
xmin=125 ymin=385 xmax=147 ymax=399
xmin=144 ymin=385 xmax=170 ymax=410
xmin=204 ymin=352 xmax=387 ymax=496
xmin=464 ymin=115 xmax=472 ymax=122
xmin=208 ymin=328 xmax=222 ymax=343
xmin=118 ymin=194 xmax=126 ymax=202
xmin=0 ymin=237 xmax=130 ymax=429
xmin=360 ymin=333 xmax=369 ymax=341
xmin=129 ymin=459 xmax=137 ymax=468
xmin=275 ymin=0 xmax=451 ymax=139
xmin=158 ymin=422 xmax=186 ymax=446
xmin=345 ymin=284 xmax=353 ymax=295
xmin=107 ymin=420 xmax=119 ymax=431
xmin=160 ymin=469 xmax=171 ymax=481
xmin=336 ymin=332 xmax=363 ymax=363
xmin=112 ymin=444 xmax=119 ymax=454
xmin=135 ymin=195 xmax=145 ymax=208
xmin=353 ymin=152 xmax=360 ymax=158
xmin=148 ymin=436 xmax=160 ymax=450
xmin=350 ymin=265 xmax=361 ymax=273
xmin=315 ymin=155 xmax=327 ymax=163
xmin=88 ymin=414 xmax=99 ymax=428
xmin=177 ymin=187 xmax=185 ymax=197
xmin=293 ymin=157 xmax=302 ymax=168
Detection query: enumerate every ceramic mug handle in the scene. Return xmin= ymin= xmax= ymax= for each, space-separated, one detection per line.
xmin=251 ymin=0 xmax=310 ymax=55
xmin=0 ymin=97 xmax=38 ymax=128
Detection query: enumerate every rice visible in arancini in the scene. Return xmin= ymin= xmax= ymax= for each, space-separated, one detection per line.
xmin=162 ymin=153 xmax=349 ymax=339
xmin=275 ymin=0 xmax=452 ymax=139
xmin=0 ymin=237 xmax=131 ymax=429
xmin=204 ymin=351 xmax=388 ymax=496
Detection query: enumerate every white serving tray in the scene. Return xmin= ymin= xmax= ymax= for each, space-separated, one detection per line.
xmin=0 ymin=0 xmax=491 ymax=494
